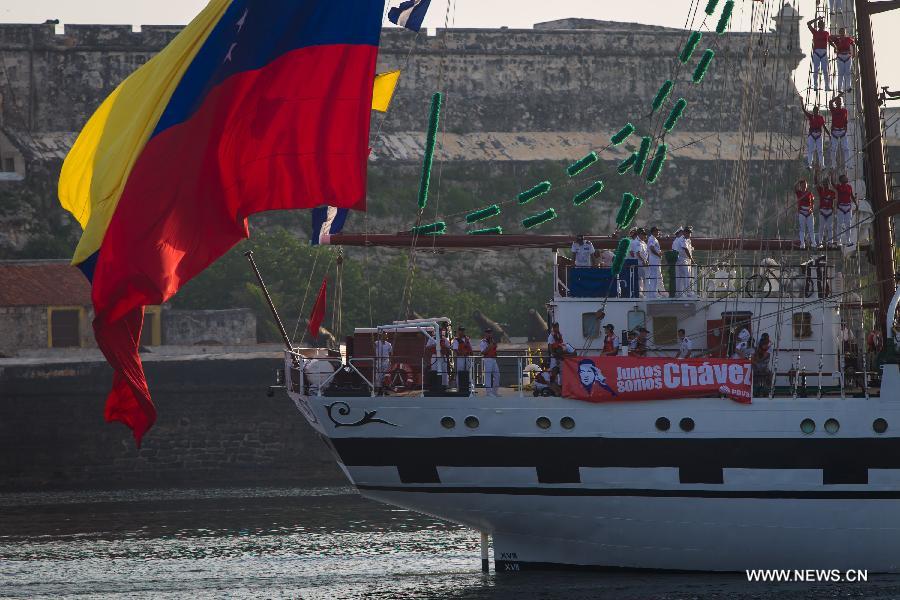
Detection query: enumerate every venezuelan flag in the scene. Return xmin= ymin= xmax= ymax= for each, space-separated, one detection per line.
xmin=58 ymin=0 xmax=385 ymax=445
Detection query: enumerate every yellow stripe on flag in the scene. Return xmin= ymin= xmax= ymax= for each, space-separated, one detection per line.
xmin=58 ymin=0 xmax=232 ymax=267
xmin=372 ymin=70 xmax=401 ymax=112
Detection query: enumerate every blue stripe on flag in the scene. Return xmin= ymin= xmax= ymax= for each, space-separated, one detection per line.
xmin=387 ymin=0 xmax=432 ymax=33
xmin=311 ymin=206 xmax=349 ymax=245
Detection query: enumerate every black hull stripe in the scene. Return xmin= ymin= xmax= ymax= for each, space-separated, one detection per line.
xmin=333 ymin=436 xmax=900 ymax=470
xmin=357 ymin=483 xmax=900 ymax=499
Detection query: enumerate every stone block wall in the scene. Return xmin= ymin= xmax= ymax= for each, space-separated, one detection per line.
xmin=0 ymin=356 xmax=342 ymax=490
xmin=0 ymin=306 xmax=46 ymax=354
xmin=162 ymin=308 xmax=257 ymax=346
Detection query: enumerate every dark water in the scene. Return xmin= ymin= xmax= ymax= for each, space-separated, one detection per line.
xmin=2 ymin=487 xmax=899 ymax=599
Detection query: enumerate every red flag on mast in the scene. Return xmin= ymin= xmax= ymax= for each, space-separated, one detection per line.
xmin=308 ymin=279 xmax=328 ymax=340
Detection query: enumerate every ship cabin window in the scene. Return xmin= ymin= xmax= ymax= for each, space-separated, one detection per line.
xmin=792 ymin=312 xmax=813 ymax=339
xmin=582 ymin=313 xmax=601 ymax=338
xmin=627 ymin=309 xmax=646 ymax=333
xmin=653 ymin=316 xmax=678 ymax=346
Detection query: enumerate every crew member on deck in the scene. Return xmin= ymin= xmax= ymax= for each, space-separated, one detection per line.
xmin=601 ymin=324 xmax=620 ymax=357
xmin=829 ymin=93 xmax=851 ymax=171
xmin=676 ymin=329 xmax=693 ymax=358
xmin=547 ymin=323 xmax=567 ymax=369
xmin=817 ymin=173 xmax=836 ymax=248
xmin=534 ymin=365 xmax=561 ymax=396
xmin=374 ymin=330 xmax=393 ymax=393
xmin=452 ymin=326 xmax=473 ymax=393
xmin=674 ymin=226 xmax=695 ymax=297
xmin=831 ymin=27 xmax=856 ymax=92
xmin=480 ymin=328 xmax=500 ymax=397
xmin=425 ymin=324 xmax=451 ymax=388
xmin=732 ymin=328 xmax=752 ymax=360
xmin=753 ymin=333 xmax=773 ymax=396
xmin=637 ymin=228 xmax=650 ymax=298
xmin=800 ymin=103 xmax=828 ymax=170
xmin=834 ymin=174 xmax=858 ymax=246
xmin=647 ymin=226 xmax=664 ymax=298
xmin=808 ymin=18 xmax=831 ymax=92
xmin=795 ymin=178 xmax=816 ymax=249
xmin=571 ymin=233 xmax=596 ymax=268
xmin=629 ymin=326 xmax=650 ymax=357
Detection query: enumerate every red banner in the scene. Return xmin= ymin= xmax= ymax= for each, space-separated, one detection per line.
xmin=562 ymin=356 xmax=752 ymax=404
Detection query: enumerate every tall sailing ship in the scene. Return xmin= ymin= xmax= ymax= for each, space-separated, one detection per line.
xmin=270 ymin=0 xmax=900 ymax=572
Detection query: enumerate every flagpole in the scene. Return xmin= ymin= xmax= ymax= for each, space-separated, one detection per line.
xmin=244 ymin=250 xmax=294 ymax=351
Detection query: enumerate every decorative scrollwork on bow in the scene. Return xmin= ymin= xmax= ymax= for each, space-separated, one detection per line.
xmin=325 ymin=402 xmax=397 ymax=428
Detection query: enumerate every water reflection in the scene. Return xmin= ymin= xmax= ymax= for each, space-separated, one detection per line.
xmin=2 ymin=487 xmax=899 ymax=599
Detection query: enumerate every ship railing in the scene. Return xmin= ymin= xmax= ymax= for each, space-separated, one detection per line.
xmin=558 ymin=260 xmax=838 ymax=301
xmin=285 ymin=352 xmax=375 ymax=398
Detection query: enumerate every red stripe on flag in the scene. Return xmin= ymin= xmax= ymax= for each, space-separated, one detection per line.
xmin=308 ymin=279 xmax=327 ymax=339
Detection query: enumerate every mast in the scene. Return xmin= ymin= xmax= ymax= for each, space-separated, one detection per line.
xmin=326 ymin=234 xmax=843 ymax=252
xmin=855 ymin=0 xmax=898 ymax=317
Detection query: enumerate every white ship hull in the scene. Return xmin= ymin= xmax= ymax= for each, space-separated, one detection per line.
xmin=288 ymin=363 xmax=900 ymax=572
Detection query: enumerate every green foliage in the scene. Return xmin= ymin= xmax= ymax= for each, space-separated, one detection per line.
xmin=634 ymin=137 xmax=652 ymax=174
xmin=171 ymin=227 xmax=539 ymax=341
xmin=418 ymin=92 xmax=443 ymax=209
xmin=611 ymin=123 xmax=635 ymax=146
xmin=411 ymin=221 xmax=447 ymax=235
xmin=517 ymin=181 xmax=552 ymax=205
xmin=716 ymin=1 xmax=734 ymax=35
xmin=612 ymin=238 xmax=631 ymax=275
xmin=468 ymin=226 xmax=503 ymax=235
xmin=566 ymin=152 xmax=598 ymax=177
xmin=573 ymin=181 xmax=604 ymax=206
xmin=693 ymin=49 xmax=715 ymax=83
xmin=664 ymin=99 xmax=688 ymax=133
xmin=647 ymin=143 xmax=669 ymax=184
xmin=465 ymin=205 xmax=501 ymax=223
xmin=622 ymin=196 xmax=643 ymax=228
xmin=617 ymin=154 xmax=637 ymax=175
xmin=522 ymin=208 xmax=557 ymax=229
xmin=679 ymin=31 xmax=703 ymax=64
xmin=615 ymin=193 xmax=636 ymax=229
xmin=651 ymin=80 xmax=674 ymax=113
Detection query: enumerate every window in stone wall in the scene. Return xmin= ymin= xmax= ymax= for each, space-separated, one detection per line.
xmin=2 ymin=157 xmax=13 ymax=172
xmin=49 ymin=307 xmax=81 ymax=348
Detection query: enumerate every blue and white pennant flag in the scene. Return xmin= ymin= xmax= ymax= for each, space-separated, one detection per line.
xmin=388 ymin=0 xmax=432 ymax=33
xmin=311 ymin=206 xmax=350 ymax=245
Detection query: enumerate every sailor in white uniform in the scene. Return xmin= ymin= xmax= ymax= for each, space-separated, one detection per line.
xmin=480 ymin=328 xmax=500 ymax=397
xmin=676 ymin=329 xmax=693 ymax=358
xmin=674 ymin=226 xmax=695 ymax=297
xmin=646 ymin=226 xmax=664 ymax=298
xmin=570 ymin=234 xmax=595 ymax=268
xmin=374 ymin=331 xmax=392 ymax=391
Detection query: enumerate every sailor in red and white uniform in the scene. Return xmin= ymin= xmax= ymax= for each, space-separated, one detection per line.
xmin=808 ymin=18 xmax=831 ymax=92
xmin=834 ymin=174 xmax=858 ymax=246
xmin=451 ymin=326 xmax=473 ymax=392
xmin=547 ymin=322 xmax=571 ymax=369
xmin=480 ymin=328 xmax=500 ymax=396
xmin=800 ymin=103 xmax=828 ymax=170
xmin=830 ymin=28 xmax=856 ymax=92
xmin=816 ymin=174 xmax=837 ymax=247
xmin=601 ymin=324 xmax=620 ymax=357
xmin=795 ymin=178 xmax=816 ymax=249
xmin=829 ymin=94 xmax=851 ymax=170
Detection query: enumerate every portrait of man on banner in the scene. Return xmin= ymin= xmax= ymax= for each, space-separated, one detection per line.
xmin=576 ymin=358 xmax=617 ymax=397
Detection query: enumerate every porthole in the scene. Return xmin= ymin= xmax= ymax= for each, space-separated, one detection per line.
xmin=679 ymin=417 xmax=695 ymax=432
xmin=536 ymin=416 xmax=552 ymax=430
xmin=464 ymin=416 xmax=479 ymax=429
xmin=560 ymin=416 xmax=575 ymax=430
xmin=874 ymin=418 xmax=888 ymax=434
xmin=655 ymin=417 xmax=671 ymax=432
xmin=800 ymin=418 xmax=816 ymax=434
xmin=824 ymin=418 xmax=840 ymax=435
xmin=440 ymin=416 xmax=456 ymax=429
